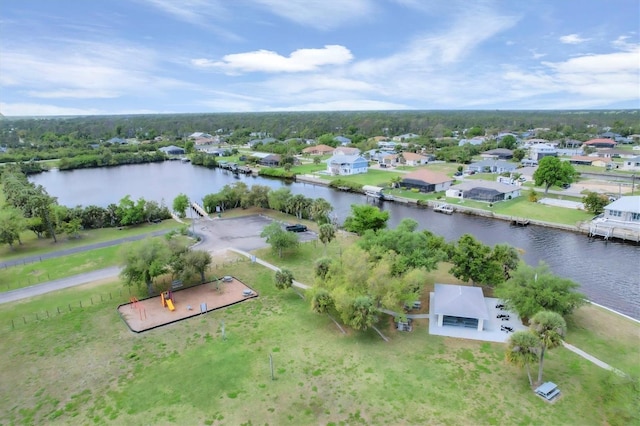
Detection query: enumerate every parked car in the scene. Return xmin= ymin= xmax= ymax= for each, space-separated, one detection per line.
xmin=285 ymin=224 xmax=307 ymax=232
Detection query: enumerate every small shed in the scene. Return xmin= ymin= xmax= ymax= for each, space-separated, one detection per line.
xmin=432 ymin=284 xmax=489 ymax=332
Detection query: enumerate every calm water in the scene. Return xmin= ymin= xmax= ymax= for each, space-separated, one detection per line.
xmin=30 ymin=162 xmax=640 ymax=319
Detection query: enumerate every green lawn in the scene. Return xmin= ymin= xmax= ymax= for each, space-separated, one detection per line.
xmin=1 ymin=253 xmax=637 ymax=425
xmin=0 ymin=220 xmax=181 ymax=262
xmin=320 ymin=169 xmax=405 ymax=187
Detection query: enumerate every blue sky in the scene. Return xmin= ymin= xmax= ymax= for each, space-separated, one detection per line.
xmin=1 ymin=0 xmax=639 ymax=116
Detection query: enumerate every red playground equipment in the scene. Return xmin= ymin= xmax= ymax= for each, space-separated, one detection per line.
xmin=130 ymin=297 xmax=147 ymax=320
xmin=161 ymin=290 xmax=175 ymax=311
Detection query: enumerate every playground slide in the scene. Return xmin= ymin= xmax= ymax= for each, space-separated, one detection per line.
xmin=166 ymin=299 xmax=175 ymax=311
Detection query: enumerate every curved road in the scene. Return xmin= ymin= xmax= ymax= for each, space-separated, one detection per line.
xmin=0 ymin=215 xmax=315 ymax=305
xmin=0 ymin=229 xmax=173 ymax=269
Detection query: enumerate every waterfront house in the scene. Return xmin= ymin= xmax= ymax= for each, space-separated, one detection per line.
xmin=159 ymin=145 xmax=185 ymax=155
xmin=603 ymin=196 xmax=640 ymax=224
xmin=400 ymin=170 xmax=453 ymax=193
xmin=326 ymin=154 xmax=368 ymax=176
xmin=333 ymin=136 xmax=351 ymax=146
xmin=333 ymin=147 xmax=360 ymax=156
xmin=446 ymin=180 xmax=521 ymax=202
xmin=259 ymin=154 xmax=281 ymax=167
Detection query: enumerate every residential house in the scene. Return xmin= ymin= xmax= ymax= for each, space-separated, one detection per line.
xmin=333 ymin=136 xmax=351 ymax=146
xmin=259 ymin=154 xmax=281 ymax=167
xmin=326 ymin=154 xmax=368 ymax=176
xmin=568 ymin=156 xmax=612 ymax=168
xmin=333 ymin=147 xmax=360 ymax=156
xmin=107 ymin=137 xmax=127 ymax=145
xmin=446 ymin=180 xmax=521 ymax=202
xmin=383 ymin=152 xmax=429 ymax=166
xmin=467 ymin=160 xmax=518 ymax=174
xmin=529 ymin=143 xmax=557 ymax=160
xmin=584 ymin=139 xmax=617 ymax=149
xmin=622 ymin=156 xmax=640 ymax=171
xmin=392 ymin=133 xmax=420 ymax=142
xmin=377 ymin=141 xmax=398 ymax=151
xmin=400 ymin=169 xmax=453 ymax=193
xmin=481 ymin=148 xmax=513 ymax=160
xmin=302 ymin=144 xmax=335 ymax=155
xmin=603 ymin=196 xmax=640 ymax=224
xmin=458 ymin=136 xmax=486 ymax=147
xmin=364 ymin=149 xmax=394 ymax=163
xmin=189 ymin=132 xmax=213 ymax=139
xmin=159 ymin=145 xmax=185 ymax=155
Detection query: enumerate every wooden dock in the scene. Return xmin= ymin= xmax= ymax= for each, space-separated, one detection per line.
xmin=586 ymin=220 xmax=640 ymax=243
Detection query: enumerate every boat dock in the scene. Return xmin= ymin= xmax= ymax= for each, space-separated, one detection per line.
xmin=433 ymin=203 xmax=454 ymax=214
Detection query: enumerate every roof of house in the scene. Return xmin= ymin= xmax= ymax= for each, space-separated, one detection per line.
xmin=260 ymin=154 xmax=281 ymax=162
xmin=159 ymin=145 xmax=184 ymax=152
xmin=570 ymin=156 xmax=611 ymax=163
xmin=334 ymin=136 xmax=351 ymax=144
xmin=333 ymin=147 xmax=360 ymax=155
xmin=584 ymin=138 xmax=617 ymax=145
xmin=604 ymin=196 xmax=640 ymax=214
xmin=328 ymin=154 xmax=367 ymax=165
xmin=450 ymin=180 xmax=521 ymax=194
xmin=302 ymin=144 xmax=334 ymax=153
xmin=402 ymin=169 xmax=452 ymax=184
xmin=469 ymin=159 xmax=518 ymax=169
xmin=432 ymin=284 xmax=489 ymax=320
xmin=483 ymin=148 xmax=513 ymax=155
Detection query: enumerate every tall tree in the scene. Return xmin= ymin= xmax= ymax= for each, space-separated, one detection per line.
xmin=120 ymin=238 xmax=171 ymax=294
xmin=172 ymin=193 xmax=189 ymax=218
xmin=0 ymin=207 xmax=26 ymax=249
xmin=274 ymin=269 xmax=294 ymax=290
xmin=533 ymin=156 xmax=577 ymax=195
xmin=309 ymin=198 xmax=333 ymax=224
xmin=505 ymin=331 xmax=540 ymax=387
xmin=449 ymin=234 xmax=499 ymax=286
xmin=496 ymin=262 xmax=585 ymax=320
xmin=530 ymin=311 xmax=566 ymax=385
xmin=345 ymin=296 xmax=378 ymax=331
xmin=343 ymin=204 xmax=389 ymax=235
xmin=318 ymin=223 xmax=336 ymax=255
xmin=260 ymin=222 xmax=299 ymax=258
xmin=182 ymin=249 xmax=212 ymax=283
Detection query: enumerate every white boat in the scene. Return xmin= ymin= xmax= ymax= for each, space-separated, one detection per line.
xmin=433 ymin=203 xmax=454 ymax=214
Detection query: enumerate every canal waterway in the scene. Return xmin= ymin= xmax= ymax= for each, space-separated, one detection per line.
xmin=30 ymin=162 xmax=640 ymax=319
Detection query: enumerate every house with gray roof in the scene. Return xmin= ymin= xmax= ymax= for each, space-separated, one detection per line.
xmin=622 ymin=156 xmax=640 ymax=171
xmin=467 ymin=160 xmax=518 ymax=174
xmin=603 ymin=196 xmax=640 ymax=224
xmin=481 ymin=148 xmax=514 ymax=160
xmin=326 ymin=154 xmax=368 ymax=175
xmin=432 ymin=284 xmax=489 ymax=332
xmin=159 ymin=145 xmax=185 ymax=155
xmin=333 ymin=136 xmax=351 ymax=146
xmin=446 ymin=180 xmax=521 ymax=203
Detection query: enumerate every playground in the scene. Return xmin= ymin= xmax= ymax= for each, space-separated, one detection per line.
xmin=117 ymin=277 xmax=257 ymax=332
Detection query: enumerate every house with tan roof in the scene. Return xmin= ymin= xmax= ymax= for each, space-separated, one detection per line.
xmin=382 ymin=152 xmax=430 ymax=166
xmin=584 ymin=138 xmax=617 ymax=148
xmin=400 ymin=170 xmax=453 ymax=193
xmin=302 ymin=144 xmax=335 ymax=155
xmin=568 ymin=156 xmax=612 ymax=168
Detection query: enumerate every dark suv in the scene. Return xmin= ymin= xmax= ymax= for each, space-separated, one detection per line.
xmin=285 ymin=224 xmax=307 ymax=232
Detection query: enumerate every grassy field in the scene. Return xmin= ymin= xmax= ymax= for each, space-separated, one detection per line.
xmin=0 ymin=234 xmax=193 ymax=292
xmin=0 ymin=220 xmax=181 ymax=262
xmin=1 ymin=247 xmax=637 ymax=425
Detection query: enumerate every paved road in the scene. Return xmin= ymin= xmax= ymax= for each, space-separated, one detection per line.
xmin=0 ymin=228 xmax=173 ymax=268
xmin=0 ymin=215 xmax=316 ymax=304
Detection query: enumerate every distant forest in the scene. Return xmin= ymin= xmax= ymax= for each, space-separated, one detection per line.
xmin=1 ymin=110 xmax=639 ymax=147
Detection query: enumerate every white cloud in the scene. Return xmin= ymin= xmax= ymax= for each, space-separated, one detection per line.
xmin=0 ymin=102 xmax=103 ymax=116
xmin=530 ymin=49 xmax=547 ymax=59
xmin=249 ymin=0 xmax=376 ymax=30
xmin=193 ymin=45 xmax=353 ymax=73
xmin=559 ymin=34 xmax=590 ymax=44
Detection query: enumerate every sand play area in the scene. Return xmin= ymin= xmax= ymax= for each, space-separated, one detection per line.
xmin=117 ymin=277 xmax=257 ymax=332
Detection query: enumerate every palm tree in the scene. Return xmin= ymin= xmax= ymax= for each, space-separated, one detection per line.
xmin=530 ymin=311 xmax=566 ymax=385
xmin=505 ymin=331 xmax=540 ymax=387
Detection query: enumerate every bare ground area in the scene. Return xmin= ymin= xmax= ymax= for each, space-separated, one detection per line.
xmin=118 ymin=277 xmax=257 ymax=332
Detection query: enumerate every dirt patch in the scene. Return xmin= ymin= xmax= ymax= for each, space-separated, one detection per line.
xmin=118 ymin=277 xmax=257 ymax=332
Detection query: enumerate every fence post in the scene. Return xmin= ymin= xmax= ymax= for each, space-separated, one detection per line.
xmin=23 ymin=316 xmax=26 ymax=324
xmin=46 ymin=310 xmax=49 ymax=318
xmin=91 ymin=297 xmax=93 ymax=305
xmin=36 ymin=313 xmax=39 ymax=321
xmin=109 ymin=292 xmax=112 ymax=300
xmin=79 ymin=301 xmax=83 ymax=308
xmin=57 ymin=307 xmax=61 ymax=314
xmin=100 ymin=294 xmax=104 ymax=302
xmin=68 ymin=304 xmax=71 ymax=312
xmin=11 ymin=319 xmax=15 ymax=330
